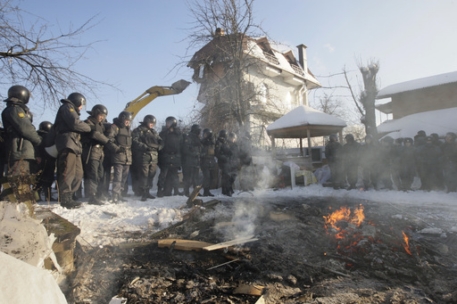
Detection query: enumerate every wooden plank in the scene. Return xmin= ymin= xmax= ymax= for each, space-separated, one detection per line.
xmin=158 ymin=239 xmax=214 ymax=251
xmin=203 ymin=236 xmax=258 ymax=251
xmin=186 ymin=185 xmax=202 ymax=207
xmin=233 ymin=284 xmax=265 ymax=296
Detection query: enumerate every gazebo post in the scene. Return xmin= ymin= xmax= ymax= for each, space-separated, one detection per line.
xmin=307 ymin=129 xmax=311 ymax=157
xmin=299 ymin=138 xmax=303 ymax=156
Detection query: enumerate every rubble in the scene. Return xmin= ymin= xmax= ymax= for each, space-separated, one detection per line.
xmin=65 ymin=196 xmax=457 ymax=303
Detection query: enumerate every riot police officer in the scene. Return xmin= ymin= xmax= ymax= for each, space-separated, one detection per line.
xmin=35 ymin=121 xmax=57 ymax=201
xmin=1 ymin=85 xmax=42 ymax=176
xmin=54 ymin=92 xmax=91 ymax=208
xmin=157 ymin=116 xmax=183 ymax=197
xmin=132 ymin=115 xmax=163 ymax=201
xmin=200 ymin=128 xmax=216 ymax=197
xmin=106 ymin=111 xmax=133 ymax=203
xmin=182 ymin=124 xmax=202 ymax=196
xmin=81 ymin=104 xmax=110 ymax=205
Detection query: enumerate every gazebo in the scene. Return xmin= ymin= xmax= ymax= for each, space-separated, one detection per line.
xmin=266 ymin=105 xmax=347 ymax=157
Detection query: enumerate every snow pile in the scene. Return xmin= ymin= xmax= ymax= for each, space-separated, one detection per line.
xmin=0 ymin=251 xmax=67 ymax=304
xmin=0 ymin=202 xmax=59 ymax=269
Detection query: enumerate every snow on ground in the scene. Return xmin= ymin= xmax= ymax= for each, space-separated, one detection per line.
xmin=38 ymin=185 xmax=457 ymax=248
xmin=0 ymin=251 xmax=67 ymax=304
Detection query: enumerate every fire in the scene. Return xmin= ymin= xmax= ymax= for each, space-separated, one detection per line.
xmin=323 ymin=205 xmax=368 ymax=254
xmin=323 ymin=205 xmax=365 ymax=232
xmin=402 ymin=231 xmax=412 ymax=255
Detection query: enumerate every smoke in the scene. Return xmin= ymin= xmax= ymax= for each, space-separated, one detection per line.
xmin=214 ymin=199 xmax=265 ymax=241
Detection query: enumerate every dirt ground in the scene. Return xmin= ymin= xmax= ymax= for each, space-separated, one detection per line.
xmin=68 ymin=195 xmax=457 ymax=304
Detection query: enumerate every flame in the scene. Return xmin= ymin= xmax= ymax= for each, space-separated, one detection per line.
xmin=323 ymin=205 xmax=365 ymax=232
xmin=402 ymin=231 xmax=412 ymax=255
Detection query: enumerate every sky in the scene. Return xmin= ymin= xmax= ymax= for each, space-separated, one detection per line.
xmin=5 ymin=0 xmax=457 ymax=128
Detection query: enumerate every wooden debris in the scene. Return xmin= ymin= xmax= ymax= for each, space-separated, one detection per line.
xmin=207 ymin=258 xmax=240 ymax=270
xmin=158 ymin=239 xmax=214 ymax=251
xmin=203 ymin=236 xmax=258 ymax=251
xmin=186 ymin=185 xmax=202 ymax=207
xmin=269 ymin=211 xmax=296 ymax=222
xmin=233 ymin=283 xmax=265 ymax=296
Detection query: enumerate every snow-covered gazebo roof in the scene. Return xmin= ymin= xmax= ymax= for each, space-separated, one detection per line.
xmin=377 ymin=107 xmax=457 ymax=138
xmin=266 ymin=105 xmax=347 ymax=138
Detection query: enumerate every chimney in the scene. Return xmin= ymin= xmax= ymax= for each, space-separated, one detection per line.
xmin=297 ymin=44 xmax=308 ymax=74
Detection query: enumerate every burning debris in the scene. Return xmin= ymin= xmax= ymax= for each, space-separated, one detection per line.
xmin=66 ymin=196 xmax=457 ymax=303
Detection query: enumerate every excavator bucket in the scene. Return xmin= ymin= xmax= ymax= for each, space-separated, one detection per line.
xmin=125 ymin=79 xmax=191 ymax=119
xmin=171 ymin=79 xmax=191 ymax=94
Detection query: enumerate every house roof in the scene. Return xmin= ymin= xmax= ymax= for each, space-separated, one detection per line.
xmin=188 ymin=34 xmax=321 ymax=89
xmin=377 ymin=70 xmax=457 ymax=99
xmin=377 ymin=107 xmax=457 ymax=138
xmin=266 ymin=105 xmax=347 ymax=138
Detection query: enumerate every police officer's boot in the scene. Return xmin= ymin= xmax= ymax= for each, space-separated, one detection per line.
xmin=88 ymin=195 xmax=103 ymax=205
xmin=61 ymin=193 xmax=81 ymax=209
xmin=141 ymin=189 xmax=148 ymax=201
xmin=183 ymin=187 xmax=190 ymax=197
xmin=203 ymin=188 xmax=214 ymax=197
xmin=157 ymin=188 xmax=164 ymax=198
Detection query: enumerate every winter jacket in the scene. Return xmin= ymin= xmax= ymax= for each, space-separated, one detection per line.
xmin=158 ymin=127 xmax=182 ymax=168
xmin=54 ymin=100 xmax=91 ymax=155
xmin=106 ymin=118 xmax=133 ymax=165
xmin=200 ymin=136 xmax=216 ymax=169
xmin=132 ymin=123 xmax=163 ymax=165
xmin=181 ymin=132 xmax=201 ymax=167
xmin=1 ymin=99 xmax=42 ymax=161
xmin=81 ymin=116 xmax=109 ymax=162
xmin=325 ymin=141 xmax=342 ymax=164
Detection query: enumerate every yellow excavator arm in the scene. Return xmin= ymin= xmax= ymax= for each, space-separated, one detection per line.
xmin=124 ymin=79 xmax=191 ymax=119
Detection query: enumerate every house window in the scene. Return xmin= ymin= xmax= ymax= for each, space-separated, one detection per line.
xmin=285 ymin=91 xmax=292 ymax=109
xmin=259 ymin=83 xmax=268 ymax=104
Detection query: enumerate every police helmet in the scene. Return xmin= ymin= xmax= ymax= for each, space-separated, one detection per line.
xmin=87 ymin=104 xmax=108 ymax=117
xmin=329 ymin=134 xmax=338 ymax=142
xmin=218 ymin=129 xmax=227 ymax=139
xmin=344 ymin=134 xmax=354 ymax=142
xmin=118 ymin=111 xmax=133 ymax=123
xmin=228 ymin=132 xmax=237 ymax=142
xmin=202 ymin=128 xmax=213 ymax=138
xmin=143 ymin=114 xmax=156 ymax=125
xmin=404 ymin=137 xmax=413 ymax=144
xmin=39 ymin=121 xmax=53 ymax=132
xmin=165 ymin=116 xmax=177 ymax=128
xmin=190 ymin=124 xmax=201 ymax=135
xmin=6 ymin=85 xmax=30 ymax=104
xmin=67 ymin=92 xmax=86 ymax=108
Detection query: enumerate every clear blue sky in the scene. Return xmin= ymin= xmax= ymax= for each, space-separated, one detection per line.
xmin=10 ymin=0 xmax=457 ymax=127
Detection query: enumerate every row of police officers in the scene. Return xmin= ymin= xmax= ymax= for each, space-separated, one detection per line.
xmin=1 ymin=85 xmax=252 ymax=208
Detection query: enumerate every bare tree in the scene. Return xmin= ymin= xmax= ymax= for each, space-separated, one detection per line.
xmin=186 ymin=0 xmax=278 ymax=135
xmin=0 ymin=0 xmax=106 ymax=110
xmin=343 ymin=60 xmax=380 ymax=138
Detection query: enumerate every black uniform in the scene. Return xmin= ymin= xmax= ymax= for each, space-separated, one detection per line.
xmin=181 ymin=130 xmax=202 ymax=196
xmin=216 ymin=134 xmax=239 ymax=196
xmin=157 ymin=126 xmax=183 ymax=197
xmin=200 ymin=132 xmax=216 ymax=196
xmin=325 ymin=137 xmax=343 ymax=189
xmin=54 ymin=98 xmax=91 ymax=207
xmin=2 ymin=98 xmax=41 ymax=175
xmin=35 ymin=127 xmax=57 ymax=201
xmin=359 ymin=135 xmax=379 ymax=190
xmin=238 ymin=133 xmax=254 ymax=191
xmin=81 ymin=116 xmax=109 ymax=204
xmin=415 ymin=137 xmax=442 ymax=191
xmin=441 ymin=133 xmax=457 ymax=192
xmin=106 ymin=118 xmax=133 ymax=202
xmin=132 ymin=123 xmax=163 ymax=200
xmin=341 ymin=136 xmax=360 ymax=189
xmin=398 ymin=139 xmax=416 ymax=191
